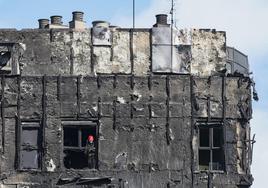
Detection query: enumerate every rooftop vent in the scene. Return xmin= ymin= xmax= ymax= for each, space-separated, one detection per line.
xmin=50 ymin=15 xmax=63 ymax=25
xmin=153 ymin=14 xmax=169 ymax=27
xmin=72 ymin=11 xmax=84 ymax=22
xmin=92 ymin=21 xmax=110 ymax=28
xmin=69 ymin=11 xmax=86 ymax=30
xmin=38 ymin=19 xmax=49 ymax=29
xmin=156 ymin=14 xmax=168 ymax=25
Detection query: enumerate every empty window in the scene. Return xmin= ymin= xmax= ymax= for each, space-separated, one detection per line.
xmin=62 ymin=121 xmax=97 ymax=169
xmin=237 ymin=186 xmax=250 ymax=188
xmin=198 ymin=123 xmax=224 ymax=171
xmin=0 ymin=45 xmax=11 ymax=74
xmin=19 ymin=122 xmax=41 ymax=170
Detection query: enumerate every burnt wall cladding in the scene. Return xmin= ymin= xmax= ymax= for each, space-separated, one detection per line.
xmin=192 ymin=77 xmax=223 ymax=118
xmin=0 ymin=28 xmax=227 ymax=77
xmin=0 ymin=29 xmax=91 ymax=76
xmin=0 ymin=75 xmax=252 ymax=187
xmin=191 ymin=29 xmax=226 ymax=76
xmin=0 ymin=29 xmax=151 ymax=76
xmin=225 ymin=77 xmax=252 ymax=119
xmin=193 ymin=173 xmax=251 ymax=188
xmin=192 ymin=76 xmax=251 ymax=120
xmin=0 ymin=76 xmax=192 ymax=169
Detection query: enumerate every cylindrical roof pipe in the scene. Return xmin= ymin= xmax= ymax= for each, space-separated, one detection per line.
xmin=72 ymin=11 xmax=84 ymax=21
xmin=92 ymin=20 xmax=110 ymax=28
xmin=50 ymin=15 xmax=63 ymax=25
xmin=155 ymin=14 xmax=168 ymax=25
xmin=38 ymin=19 xmax=49 ymax=29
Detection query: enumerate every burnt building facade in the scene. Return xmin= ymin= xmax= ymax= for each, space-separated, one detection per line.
xmin=0 ymin=13 xmax=255 ymax=187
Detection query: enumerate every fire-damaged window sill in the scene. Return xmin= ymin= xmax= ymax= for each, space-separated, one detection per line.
xmin=63 ymin=169 xmax=99 ymax=172
xmin=17 ymin=169 xmax=42 ymax=173
xmin=194 ymin=170 xmax=225 ymax=174
xmin=64 ymin=168 xmax=98 ymax=171
xmin=57 ymin=176 xmax=113 ymax=186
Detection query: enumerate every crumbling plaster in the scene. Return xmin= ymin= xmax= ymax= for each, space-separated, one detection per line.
xmin=0 ymin=26 xmax=254 ymax=188
xmin=0 ymin=27 xmax=227 ymax=77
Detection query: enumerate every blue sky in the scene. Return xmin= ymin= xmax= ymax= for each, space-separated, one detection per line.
xmin=0 ymin=0 xmax=151 ymax=28
xmin=0 ymin=0 xmax=267 ymax=187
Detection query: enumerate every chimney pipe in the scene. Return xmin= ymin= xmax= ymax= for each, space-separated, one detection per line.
xmin=155 ymin=14 xmax=168 ymax=25
xmin=50 ymin=15 xmax=63 ymax=25
xmin=92 ymin=20 xmax=110 ymax=28
xmin=38 ymin=19 xmax=49 ymax=29
xmin=72 ymin=11 xmax=84 ymax=21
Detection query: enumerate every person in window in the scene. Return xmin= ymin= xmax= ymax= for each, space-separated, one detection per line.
xmin=85 ymin=135 xmax=96 ymax=169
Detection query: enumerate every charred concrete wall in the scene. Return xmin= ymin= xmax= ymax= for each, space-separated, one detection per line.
xmin=0 ymin=23 xmax=254 ymax=188
xmin=0 ymin=74 xmax=253 ymax=187
xmin=0 ymin=28 xmax=226 ymax=77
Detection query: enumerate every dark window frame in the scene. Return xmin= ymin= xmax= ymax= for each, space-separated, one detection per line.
xmin=198 ymin=122 xmax=225 ymax=172
xmin=62 ymin=121 xmax=98 ymax=170
xmin=18 ymin=122 xmax=42 ymax=171
xmin=0 ymin=43 xmax=21 ymax=75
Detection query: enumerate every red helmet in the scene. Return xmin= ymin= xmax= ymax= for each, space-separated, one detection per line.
xmin=88 ymin=135 xmax=94 ymax=142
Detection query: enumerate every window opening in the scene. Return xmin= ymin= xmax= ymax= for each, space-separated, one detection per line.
xmin=237 ymin=186 xmax=250 ymax=188
xmin=198 ymin=123 xmax=224 ymax=171
xmin=19 ymin=122 xmax=41 ymax=170
xmin=0 ymin=45 xmax=11 ymax=74
xmin=63 ymin=122 xmax=97 ymax=169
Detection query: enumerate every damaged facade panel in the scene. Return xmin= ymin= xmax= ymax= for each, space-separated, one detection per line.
xmin=0 ymin=28 xmax=229 ymax=77
xmin=133 ymin=31 xmax=151 ymax=76
xmin=111 ymin=30 xmax=131 ymax=74
xmin=50 ymin=30 xmax=72 ymax=75
xmin=71 ymin=30 xmax=92 ymax=75
xmin=94 ymin=30 xmax=131 ymax=74
xmin=152 ymin=27 xmax=191 ymax=73
xmin=0 ymin=20 xmax=255 ymax=187
xmin=0 ymin=74 xmax=254 ymax=187
xmin=191 ymin=29 xmax=227 ymax=76
xmin=192 ymin=76 xmax=223 ymax=119
xmin=225 ymin=77 xmax=252 ymax=119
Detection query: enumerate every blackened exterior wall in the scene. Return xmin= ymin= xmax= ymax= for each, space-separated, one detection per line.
xmin=0 ymin=28 xmax=227 ymax=77
xmin=0 ymin=26 xmax=254 ymax=187
xmin=0 ymin=75 xmax=253 ymax=187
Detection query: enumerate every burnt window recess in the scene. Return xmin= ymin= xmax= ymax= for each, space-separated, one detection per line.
xmin=62 ymin=121 xmax=98 ymax=170
xmin=0 ymin=45 xmax=11 ymax=74
xmin=237 ymin=186 xmax=250 ymax=188
xmin=0 ymin=43 xmax=20 ymax=75
xmin=19 ymin=122 xmax=42 ymax=170
xmin=198 ymin=123 xmax=224 ymax=171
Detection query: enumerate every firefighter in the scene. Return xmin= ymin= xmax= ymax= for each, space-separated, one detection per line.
xmin=85 ymin=135 xmax=96 ymax=169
